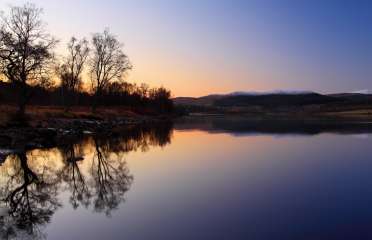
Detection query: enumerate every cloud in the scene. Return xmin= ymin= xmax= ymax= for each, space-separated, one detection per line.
xmin=351 ymin=89 xmax=369 ymax=94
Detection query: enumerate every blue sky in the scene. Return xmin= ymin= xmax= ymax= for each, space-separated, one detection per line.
xmin=0 ymin=0 xmax=371 ymax=96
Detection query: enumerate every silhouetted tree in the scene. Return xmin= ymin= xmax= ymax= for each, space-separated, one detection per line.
xmin=0 ymin=3 xmax=56 ymax=118
xmin=149 ymin=87 xmax=173 ymax=113
xmin=56 ymin=37 xmax=89 ymax=110
xmin=89 ymin=29 xmax=132 ymax=111
xmin=138 ymin=83 xmax=149 ymax=99
xmin=0 ymin=79 xmax=174 ymax=114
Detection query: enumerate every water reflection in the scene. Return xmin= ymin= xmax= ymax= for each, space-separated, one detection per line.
xmin=1 ymin=118 xmax=372 ymax=239
xmin=0 ymin=152 xmax=61 ymax=239
xmin=176 ymin=116 xmax=372 ymax=136
xmin=90 ymin=137 xmax=133 ymax=216
xmin=0 ymin=123 xmax=174 ymax=239
xmin=59 ymin=142 xmax=90 ymax=210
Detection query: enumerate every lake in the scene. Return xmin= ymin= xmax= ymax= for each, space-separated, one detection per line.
xmin=1 ymin=117 xmax=372 ymax=239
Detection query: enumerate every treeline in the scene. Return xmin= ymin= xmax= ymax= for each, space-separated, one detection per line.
xmin=0 ymin=3 xmax=173 ymax=117
xmin=0 ymin=81 xmax=173 ymax=114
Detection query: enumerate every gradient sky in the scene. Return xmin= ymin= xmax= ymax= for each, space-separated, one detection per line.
xmin=0 ymin=0 xmax=371 ymax=97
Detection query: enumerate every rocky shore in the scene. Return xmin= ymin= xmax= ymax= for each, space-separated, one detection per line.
xmin=0 ymin=116 xmax=173 ymax=163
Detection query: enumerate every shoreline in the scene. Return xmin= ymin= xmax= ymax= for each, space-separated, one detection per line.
xmin=0 ymin=115 xmax=174 ymax=157
xmin=1 ymin=110 xmax=372 ymax=154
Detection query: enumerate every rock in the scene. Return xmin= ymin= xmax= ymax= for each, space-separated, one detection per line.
xmin=0 ymin=149 xmax=14 ymax=155
xmin=0 ymin=135 xmax=11 ymax=148
xmin=42 ymin=128 xmax=58 ymax=137
xmin=0 ymin=115 xmax=164 ymax=152
xmin=21 ymin=128 xmax=59 ymax=149
xmin=25 ymin=142 xmax=44 ymax=149
xmin=0 ymin=149 xmax=14 ymax=165
xmin=66 ymin=156 xmax=84 ymax=163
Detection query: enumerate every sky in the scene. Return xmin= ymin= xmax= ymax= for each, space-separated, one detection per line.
xmin=0 ymin=0 xmax=371 ymax=97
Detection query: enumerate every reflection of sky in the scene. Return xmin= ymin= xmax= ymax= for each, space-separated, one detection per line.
xmin=104 ymin=131 xmax=372 ymax=239
xmin=2 ymin=130 xmax=365 ymax=239
xmin=0 ymin=128 xmax=372 ymax=238
xmin=0 ymin=0 xmax=370 ymax=97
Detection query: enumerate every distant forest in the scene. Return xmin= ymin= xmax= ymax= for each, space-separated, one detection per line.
xmin=0 ymin=3 xmax=173 ymax=117
xmin=0 ymin=81 xmax=173 ymax=114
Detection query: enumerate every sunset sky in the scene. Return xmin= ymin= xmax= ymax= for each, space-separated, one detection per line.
xmin=0 ymin=0 xmax=371 ymax=97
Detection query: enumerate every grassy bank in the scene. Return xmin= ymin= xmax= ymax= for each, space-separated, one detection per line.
xmin=0 ymin=105 xmax=147 ymax=127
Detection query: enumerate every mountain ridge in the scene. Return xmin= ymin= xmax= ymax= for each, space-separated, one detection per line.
xmin=173 ymin=91 xmax=372 ymax=115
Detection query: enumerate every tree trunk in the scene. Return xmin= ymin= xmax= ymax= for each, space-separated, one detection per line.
xmin=91 ymin=89 xmax=100 ymax=113
xmin=64 ymin=90 xmax=71 ymax=113
xmin=15 ymin=83 xmax=30 ymax=123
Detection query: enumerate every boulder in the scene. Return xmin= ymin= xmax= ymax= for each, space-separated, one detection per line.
xmin=0 ymin=135 xmax=11 ymax=148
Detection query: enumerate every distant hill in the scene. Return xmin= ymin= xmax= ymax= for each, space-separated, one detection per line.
xmin=173 ymin=94 xmax=225 ymax=106
xmin=173 ymin=91 xmax=372 ymax=115
xmin=214 ymin=93 xmax=337 ymax=108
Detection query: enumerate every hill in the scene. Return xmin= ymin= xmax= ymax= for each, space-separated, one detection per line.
xmin=173 ymin=91 xmax=372 ymax=118
xmin=173 ymin=95 xmax=225 ymax=106
xmin=214 ymin=93 xmax=337 ymax=108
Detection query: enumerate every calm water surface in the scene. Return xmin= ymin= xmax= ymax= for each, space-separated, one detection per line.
xmin=1 ymin=117 xmax=372 ymax=239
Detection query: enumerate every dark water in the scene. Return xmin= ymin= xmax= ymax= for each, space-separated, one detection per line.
xmin=1 ymin=117 xmax=372 ymax=239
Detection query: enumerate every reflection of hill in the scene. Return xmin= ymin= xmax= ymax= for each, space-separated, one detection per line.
xmin=175 ymin=116 xmax=372 ymax=136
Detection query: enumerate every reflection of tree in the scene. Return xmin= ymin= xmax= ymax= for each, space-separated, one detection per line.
xmin=0 ymin=152 xmax=60 ymax=240
xmin=90 ymin=138 xmax=133 ymax=216
xmin=0 ymin=122 xmax=174 ymax=238
xmin=57 ymin=123 xmax=173 ymax=216
xmin=101 ymin=122 xmax=174 ymax=153
xmin=59 ymin=143 xmax=91 ymax=210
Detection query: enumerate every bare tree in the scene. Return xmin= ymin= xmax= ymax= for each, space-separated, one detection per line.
xmin=56 ymin=37 xmax=89 ymax=110
xmin=89 ymin=29 xmax=132 ymax=111
xmin=0 ymin=3 xmax=57 ymax=118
